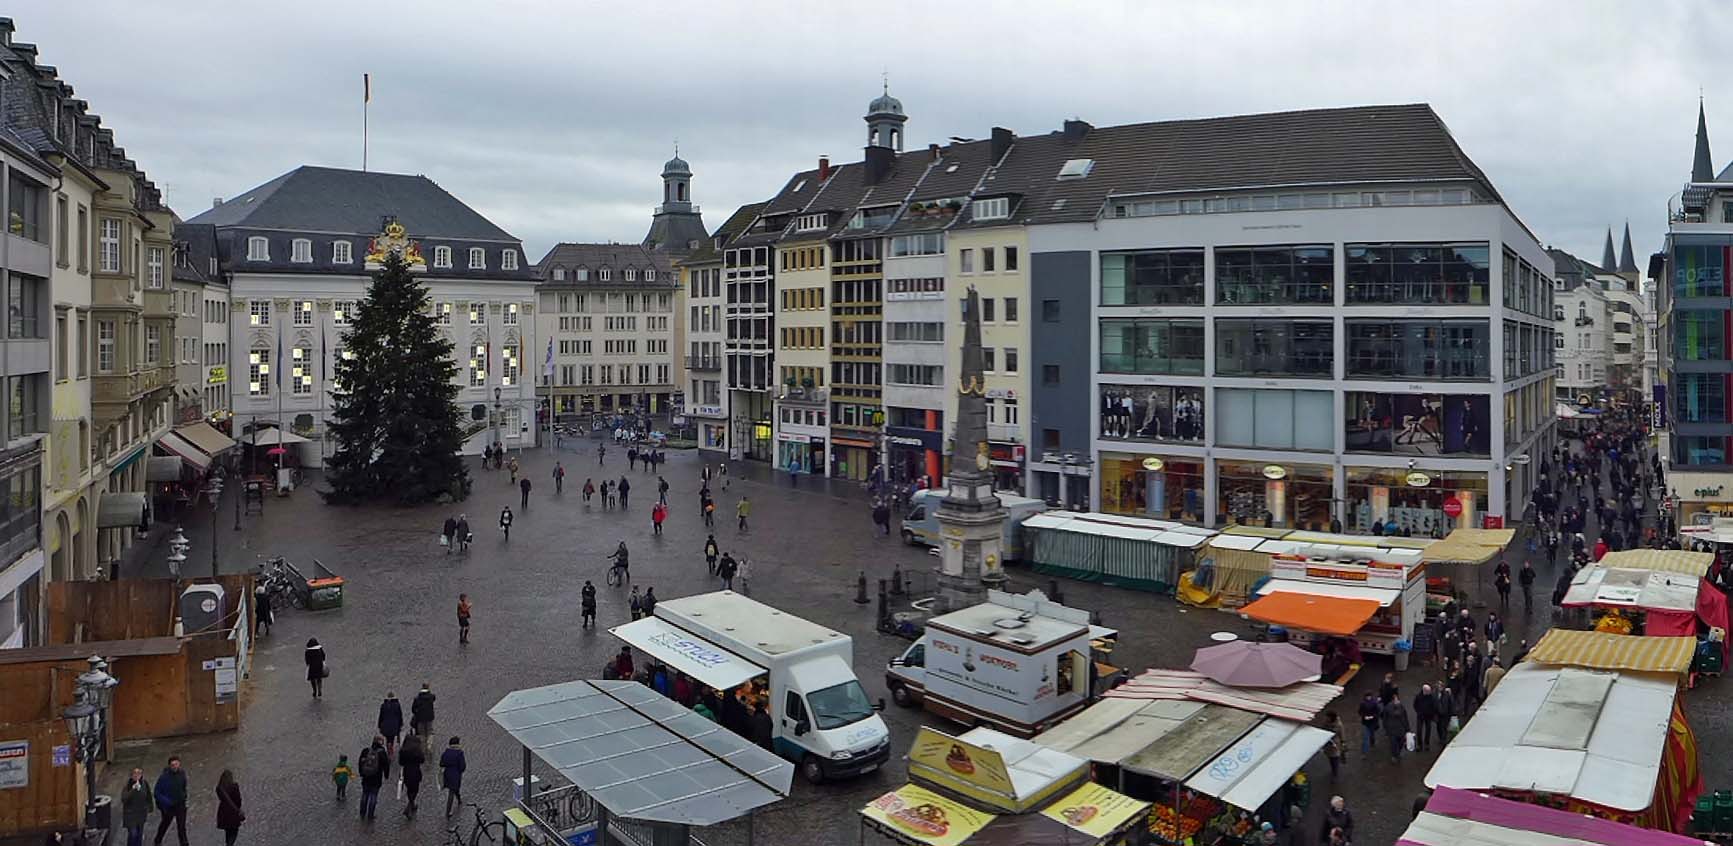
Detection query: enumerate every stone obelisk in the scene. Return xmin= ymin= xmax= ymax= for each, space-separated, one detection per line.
xmin=935 ymin=286 xmax=1008 ymax=612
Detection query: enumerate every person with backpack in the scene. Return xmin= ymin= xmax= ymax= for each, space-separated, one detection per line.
xmin=642 ymin=587 xmax=658 ymax=618
xmin=357 ymin=736 xmax=389 ymax=821
xmin=440 ymin=737 xmax=467 ymax=818
xmin=704 ymin=535 xmax=719 ymax=574
xmin=411 ymin=684 xmax=437 ymax=738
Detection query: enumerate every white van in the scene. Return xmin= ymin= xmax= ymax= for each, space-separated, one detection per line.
xmin=611 ymin=591 xmax=891 ymax=783
xmin=901 ymin=489 xmax=1047 ymax=561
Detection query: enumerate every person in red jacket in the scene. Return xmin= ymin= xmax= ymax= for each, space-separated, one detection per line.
xmin=1592 ymin=537 xmax=1609 ymax=561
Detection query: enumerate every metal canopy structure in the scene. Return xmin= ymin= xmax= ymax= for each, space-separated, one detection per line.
xmin=488 ymin=679 xmax=792 ymax=827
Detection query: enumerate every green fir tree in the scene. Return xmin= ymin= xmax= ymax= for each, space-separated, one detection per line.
xmin=322 ymin=250 xmax=470 ymax=504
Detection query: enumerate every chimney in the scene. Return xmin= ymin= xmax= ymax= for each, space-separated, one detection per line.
xmin=929 ymin=143 xmax=941 ymax=162
xmin=0 ymin=18 xmax=14 ymax=46
xmin=1062 ymin=119 xmax=1092 ymax=142
xmin=990 ymin=127 xmax=1015 ymax=162
xmin=212 ymin=197 xmax=224 ymax=208
xmin=864 ymin=146 xmax=894 ymax=185
xmin=817 ymin=156 xmax=831 ymax=180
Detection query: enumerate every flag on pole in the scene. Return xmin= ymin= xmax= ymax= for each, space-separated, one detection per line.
xmin=363 ymin=73 xmax=371 ymax=103
xmin=320 ymin=321 xmax=328 ymax=384
xmin=544 ymin=336 xmax=555 ymax=379
xmin=274 ymin=328 xmax=283 ymax=390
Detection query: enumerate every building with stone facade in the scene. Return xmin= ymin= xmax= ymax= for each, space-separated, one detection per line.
xmin=185 ymin=166 xmax=540 ymax=464
xmin=677 ymin=202 xmax=760 ymax=459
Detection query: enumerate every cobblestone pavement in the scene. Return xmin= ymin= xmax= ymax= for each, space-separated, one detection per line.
xmin=95 ymin=440 xmax=1733 ymax=846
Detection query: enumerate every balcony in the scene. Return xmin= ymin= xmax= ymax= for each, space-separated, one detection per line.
xmin=987 ymin=423 xmax=1021 ymax=442
xmin=777 ymin=386 xmax=827 ymax=405
xmin=685 ymin=355 xmax=722 ymax=371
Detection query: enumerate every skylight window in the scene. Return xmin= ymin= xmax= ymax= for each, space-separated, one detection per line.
xmin=792 ymin=179 xmax=807 ymax=192
xmin=1057 ymin=158 xmax=1095 ymax=180
xmin=945 ymin=164 xmax=960 ymax=173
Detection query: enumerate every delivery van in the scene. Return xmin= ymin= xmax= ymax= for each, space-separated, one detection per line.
xmin=901 ymin=489 xmax=1047 ymax=561
xmin=610 ymin=591 xmax=890 ymax=784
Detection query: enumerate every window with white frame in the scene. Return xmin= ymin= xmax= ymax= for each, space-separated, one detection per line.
xmin=972 ymin=197 xmax=1009 ymax=220
xmin=333 ymin=240 xmax=353 ymax=263
xmin=291 ymin=347 xmax=312 ymax=394
xmin=96 ymin=320 xmax=115 ymax=372
xmin=624 ymin=268 xmax=637 ymax=282
xmin=146 ymin=246 xmax=164 ymax=289
xmin=795 ymin=213 xmax=827 ymax=232
xmin=504 ymin=303 xmax=519 ymax=325
xmin=502 ymin=249 xmax=519 ymax=270
xmin=334 ymin=300 xmax=355 ymax=326
xmin=469 ymin=344 xmax=487 ymax=386
xmin=435 ymin=302 xmax=452 ymax=325
xmin=294 ymin=300 xmax=313 ymax=326
xmin=645 ymin=269 xmax=656 ymax=282
xmin=575 ymin=268 xmax=589 ymax=281
xmin=249 ymin=300 xmax=270 ymax=326
xmin=599 ymin=267 xmax=611 ymax=282
xmin=144 ymin=324 xmax=160 ymax=365
xmin=246 ymin=236 xmax=268 ymax=261
xmin=249 ymin=349 xmax=270 ymax=395
xmin=552 ymin=268 xmax=566 ymax=281
xmin=434 ymin=245 xmax=452 ymax=268
xmin=291 ymin=238 xmax=312 ymax=263
xmin=468 ymin=247 xmax=485 ymax=269
xmin=468 ymin=302 xmax=484 ymax=324
xmin=99 ymin=219 xmax=122 ymax=271
xmin=501 ymin=344 xmax=520 ymax=386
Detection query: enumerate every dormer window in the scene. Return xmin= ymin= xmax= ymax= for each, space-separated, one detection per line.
xmin=624 ymin=268 xmax=637 ymax=282
xmin=645 ymin=269 xmax=655 ymax=282
xmin=468 ymin=247 xmax=486 ymax=269
xmin=1057 ymin=159 xmax=1095 ymax=180
xmin=795 ymin=213 xmax=827 ymax=232
xmin=333 ymin=240 xmax=353 ymax=263
xmin=291 ymin=238 xmax=312 ymax=263
xmin=433 ymin=246 xmax=451 ymax=268
xmin=502 ymin=249 xmax=519 ymax=271
xmin=599 ymin=267 xmax=612 ymax=282
xmin=576 ymin=268 xmax=590 ymax=281
xmin=552 ymin=268 xmax=566 ymax=281
xmin=247 ymin=236 xmax=269 ymax=261
xmin=972 ymin=197 xmax=1010 ymax=221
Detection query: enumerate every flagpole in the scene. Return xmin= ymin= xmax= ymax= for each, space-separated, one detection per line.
xmin=362 ymin=73 xmax=370 ymax=172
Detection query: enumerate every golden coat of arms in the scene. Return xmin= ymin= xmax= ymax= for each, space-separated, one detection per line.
xmin=364 ymin=219 xmax=426 ymax=271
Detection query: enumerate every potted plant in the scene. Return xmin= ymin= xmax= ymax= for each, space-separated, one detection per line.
xmin=908 ymin=202 xmax=925 ymax=215
xmin=801 ymin=376 xmax=815 ymax=389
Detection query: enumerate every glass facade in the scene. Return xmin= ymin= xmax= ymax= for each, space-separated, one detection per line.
xmin=1214 ymin=388 xmax=1333 ymax=450
xmin=1676 ymin=373 xmax=1727 ymax=424
xmin=1344 ymin=467 xmax=1485 ymax=537
xmin=1673 ymin=244 xmax=1726 ymax=298
xmin=1675 ymin=436 xmax=1728 ymax=466
xmin=1674 ymin=310 xmax=1726 ymax=361
xmin=1213 ymin=245 xmax=1333 ymax=305
xmin=1100 ymin=249 xmax=1205 ymax=306
xmin=1345 ymin=319 xmax=1490 ymax=380
xmin=1214 ymin=319 xmax=1332 ymax=377
xmin=1344 ymin=243 xmax=1490 ymax=305
xmin=1099 ymin=318 xmax=1205 ymax=375
xmin=1218 ymin=461 xmax=1331 ymax=529
xmin=1099 ymin=454 xmax=1204 ymax=522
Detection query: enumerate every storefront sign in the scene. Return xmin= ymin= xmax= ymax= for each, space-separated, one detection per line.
xmin=1654 ymin=384 xmax=1668 ymax=429
xmin=1261 ymin=465 xmax=1287 ymax=480
xmin=886 ymin=426 xmax=942 ymax=453
xmin=1442 ymin=498 xmax=1463 ymax=518
xmin=206 ymin=366 xmax=227 ymax=385
xmin=1404 ymin=472 xmax=1431 ymax=487
xmin=1141 ymin=457 xmax=1164 ymax=471
xmin=1482 ymin=515 xmax=1504 ymax=529
xmin=1695 ymin=486 xmax=1725 ymax=499
xmin=0 ymin=740 xmax=26 ymax=789
xmin=692 ymin=405 xmax=724 ymax=418
xmin=985 ymin=388 xmax=1018 ymax=400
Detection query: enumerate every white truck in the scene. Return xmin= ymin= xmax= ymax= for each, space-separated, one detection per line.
xmin=901 ymin=489 xmax=1048 ymax=561
xmin=885 ymin=590 xmax=1112 ymax=738
xmin=610 ymin=591 xmax=891 ymax=784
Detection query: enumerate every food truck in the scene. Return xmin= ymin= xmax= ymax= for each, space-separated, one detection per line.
xmin=1240 ymin=549 xmax=1427 ymax=656
xmin=610 ymin=591 xmax=891 ymax=784
xmin=886 ymin=589 xmax=1114 ymax=738
xmin=901 ymin=489 xmax=1048 ymax=561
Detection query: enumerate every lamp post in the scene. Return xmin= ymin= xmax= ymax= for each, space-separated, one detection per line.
xmin=204 ymin=476 xmax=224 ymax=578
xmin=63 ymin=655 xmax=119 ymax=841
xmin=492 ymin=386 xmax=503 ymax=457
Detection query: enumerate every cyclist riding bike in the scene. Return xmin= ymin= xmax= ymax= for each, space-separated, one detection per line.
xmin=499 ymin=506 xmax=514 ymax=541
xmin=607 ymin=541 xmax=630 ymax=585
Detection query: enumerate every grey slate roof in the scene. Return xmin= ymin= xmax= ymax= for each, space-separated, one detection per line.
xmin=534 ymin=243 xmax=677 ymax=289
xmin=172 ymin=223 xmax=218 ymax=284
xmin=680 ymin=201 xmax=766 ymax=266
xmin=185 ymin=166 xmax=519 ymax=241
xmin=642 ymin=207 xmax=709 ymax=256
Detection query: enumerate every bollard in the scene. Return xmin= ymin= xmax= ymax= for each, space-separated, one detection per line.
xmin=890 ymin=564 xmax=905 ymax=596
xmin=855 ymin=571 xmax=870 ymax=604
xmin=1049 ymin=579 xmax=1064 ymax=605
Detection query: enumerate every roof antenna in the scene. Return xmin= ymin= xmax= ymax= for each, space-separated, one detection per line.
xmin=673 ymin=137 xmax=679 ymax=158
xmin=883 ymin=68 xmax=889 ymax=96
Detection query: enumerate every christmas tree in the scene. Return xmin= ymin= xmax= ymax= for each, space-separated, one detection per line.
xmin=322 ymin=250 xmax=470 ymax=505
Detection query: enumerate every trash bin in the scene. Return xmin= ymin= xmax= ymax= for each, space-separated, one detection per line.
xmin=85 ymin=793 xmax=113 ymax=834
xmin=1393 ymin=650 xmax=1410 ymax=672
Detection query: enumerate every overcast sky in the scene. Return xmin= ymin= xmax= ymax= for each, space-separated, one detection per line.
xmin=14 ymin=1 xmax=1726 ymax=267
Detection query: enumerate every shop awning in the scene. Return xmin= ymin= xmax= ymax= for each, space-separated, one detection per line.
xmin=1596 ymin=549 xmax=1714 ymax=577
xmin=97 ymin=492 xmax=149 ymax=529
xmin=1402 ymin=786 xmax=1714 ymax=846
xmin=146 ymin=456 xmax=183 ymax=483
xmin=156 ymin=432 xmax=211 ymax=471
xmin=246 ymin=428 xmax=311 ymax=446
xmin=861 ymin=783 xmax=995 ymax=845
xmin=1421 ymin=529 xmax=1514 ymax=566
xmin=1256 ymin=578 xmax=1401 ymax=607
xmin=1122 ymin=703 xmax=1262 ymax=781
xmin=176 ymin=421 xmax=237 ymax=455
xmin=1032 ymin=698 xmax=1201 ymax=765
xmin=1240 ymin=592 xmax=1380 ymax=636
xmin=1563 ymin=566 xmax=1700 ymax=612
xmin=1183 ymin=718 xmax=1332 ymax=812
xmin=1524 ymin=630 xmax=1696 ymax=675
xmin=608 ymin=616 xmax=766 ymax=691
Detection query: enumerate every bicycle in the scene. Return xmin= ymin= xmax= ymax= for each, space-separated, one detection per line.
xmin=606 ymin=560 xmax=628 ymax=587
xmin=443 ymin=802 xmax=505 ymax=846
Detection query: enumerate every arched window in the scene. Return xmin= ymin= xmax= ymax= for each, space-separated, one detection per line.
xmin=246 ymin=237 xmax=269 ymax=261
xmin=290 ymin=238 xmax=312 ymax=263
xmin=599 ymin=267 xmax=611 ymax=282
xmin=433 ymin=246 xmax=452 ymax=268
xmin=677 ymin=183 xmax=686 ymax=202
xmin=468 ymin=247 xmax=486 ymax=269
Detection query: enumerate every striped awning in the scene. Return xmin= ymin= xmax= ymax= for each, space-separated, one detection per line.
xmin=1596 ymin=549 xmax=1714 ymax=578
xmin=1524 ymin=629 xmax=1696 ymax=674
xmin=1421 ymin=528 xmax=1515 ymax=566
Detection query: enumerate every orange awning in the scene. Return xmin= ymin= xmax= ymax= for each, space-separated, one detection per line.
xmin=1241 ymin=592 xmax=1380 ymax=636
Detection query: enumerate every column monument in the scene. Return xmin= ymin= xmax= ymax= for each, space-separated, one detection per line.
xmin=935 ymin=286 xmax=1008 ymax=612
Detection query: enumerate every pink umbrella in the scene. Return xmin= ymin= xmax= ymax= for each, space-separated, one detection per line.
xmin=1190 ymin=641 xmax=1322 ymax=688
xmin=266 ymin=447 xmax=288 ymax=456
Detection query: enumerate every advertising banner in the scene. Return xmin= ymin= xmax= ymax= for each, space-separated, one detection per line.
xmin=907 ymin=727 xmax=1017 ymax=809
xmin=1099 ymin=384 xmax=1204 ymax=443
xmin=861 ymin=784 xmax=994 ymax=846
xmin=1346 ymin=391 xmax=1489 ymax=455
xmin=1041 ymin=782 xmax=1149 ymax=838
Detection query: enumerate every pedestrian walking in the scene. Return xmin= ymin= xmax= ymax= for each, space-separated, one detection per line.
xmin=214 ymin=769 xmax=244 ymax=846
xmin=357 ymin=737 xmax=389 ymax=821
xmin=508 ymin=455 xmax=519 ymax=483
xmin=499 ymin=506 xmax=514 ymax=540
xmin=253 ymin=580 xmax=272 ymax=636
xmin=1321 ymin=712 xmax=1344 ymax=780
xmin=581 ymin=580 xmax=597 ymax=628
xmin=304 ymin=638 xmax=326 ymax=698
xmin=736 ymin=554 xmax=752 ymax=594
xmin=441 ymin=515 xmax=457 ymax=556
xmin=628 ymin=447 xmax=638 ymax=471
xmin=332 ymin=755 xmax=353 ymax=801
xmin=872 ymin=500 xmax=890 ymax=536
xmin=1519 ymin=561 xmax=1536 ymax=612
xmin=704 ymin=498 xmax=716 ymax=528
xmin=642 ymin=587 xmax=658 ymax=618
xmin=440 ymin=738 xmax=466 ymax=817
xmin=1413 ymin=684 xmax=1438 ymax=751
xmin=750 ymin=701 xmax=774 ymax=750
xmin=629 ymin=586 xmax=643 ymax=621
xmin=1321 ymin=796 xmax=1354 ymax=846
xmin=737 ymin=496 xmax=751 ymax=532
xmin=1356 ymin=692 xmax=1379 ymax=755
xmin=376 ymin=692 xmax=403 ymax=756
xmin=152 ymin=756 xmax=189 ymax=846
xmin=398 ymin=733 xmax=426 ymax=818
xmin=618 ymin=476 xmax=632 ymax=510
xmin=583 ymin=478 xmax=595 ymax=505
xmin=1383 ymin=692 xmax=1410 ymax=762
xmin=658 ymin=476 xmax=669 ymax=505
xmin=520 ymin=476 xmax=532 ymax=509
xmin=1435 ymin=681 xmax=1457 ymax=743
xmin=1494 ymin=569 xmax=1511 ymax=610
xmin=720 ymin=463 xmax=729 ymax=490
xmin=718 ymin=553 xmax=738 ymax=591
xmin=652 ymin=502 xmax=667 ymax=535
xmin=597 ymin=443 xmax=606 ymax=466
xmin=554 ymin=462 xmax=566 ymax=494
xmin=457 ymin=594 xmax=472 ymax=644
xmin=123 ymin=767 xmax=151 ymax=846
xmin=411 ymin=684 xmax=436 ymax=738
xmin=704 ymin=535 xmax=720 ymax=574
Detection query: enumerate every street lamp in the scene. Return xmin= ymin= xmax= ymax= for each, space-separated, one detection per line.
xmin=62 ymin=656 xmax=119 ymax=840
xmin=492 ymin=386 xmax=503 ymax=457
xmin=204 ymin=476 xmax=225 ymax=577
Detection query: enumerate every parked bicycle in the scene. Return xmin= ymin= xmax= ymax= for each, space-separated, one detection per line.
xmin=256 ymin=557 xmax=302 ymax=610
xmin=442 ymin=802 xmax=505 ymax=846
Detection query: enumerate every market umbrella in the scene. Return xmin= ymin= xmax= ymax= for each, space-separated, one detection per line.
xmin=266 ymin=447 xmax=287 ymax=456
xmin=1189 ymin=641 xmax=1321 ymax=688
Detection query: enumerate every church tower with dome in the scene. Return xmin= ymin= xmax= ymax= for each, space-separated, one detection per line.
xmin=642 ymin=149 xmax=709 ymax=255
xmin=865 ymin=83 xmax=907 ymax=152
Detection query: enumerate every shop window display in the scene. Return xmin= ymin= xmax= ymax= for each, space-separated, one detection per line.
xmin=1098 ymin=384 xmax=1204 ymax=443
xmin=1100 ymin=454 xmax=1203 ymax=521
xmin=1344 ymin=467 xmax=1486 ymax=537
xmin=1217 ymin=461 xmax=1331 ymax=529
xmin=1344 ymin=391 xmax=1490 ymax=456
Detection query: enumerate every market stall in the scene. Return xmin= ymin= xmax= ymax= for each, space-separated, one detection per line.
xmin=1022 ymin=512 xmax=1215 ymax=594
xmin=1523 ymin=630 xmax=1697 ymax=675
xmin=1424 ymin=663 xmax=1703 ymax=833
xmin=1562 ymin=566 xmax=1705 ymax=636
xmin=1237 ymin=549 xmax=1427 ymax=656
xmin=1421 ymin=526 xmax=1516 ymax=602
xmin=1402 ymin=786 xmax=1716 ymax=846
xmin=1185 ymin=529 xmax=1431 ymax=609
